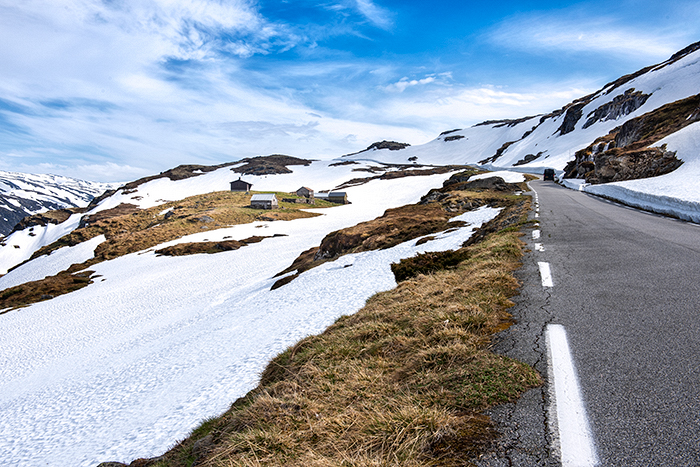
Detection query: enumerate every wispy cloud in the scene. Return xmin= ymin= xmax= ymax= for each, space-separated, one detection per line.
xmin=384 ymin=73 xmax=452 ymax=93
xmin=487 ymin=10 xmax=689 ymax=61
xmin=1 ymin=1 xmax=695 ymax=182
xmin=354 ymin=0 xmax=394 ymax=30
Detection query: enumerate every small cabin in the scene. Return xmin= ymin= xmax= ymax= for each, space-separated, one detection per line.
xmin=296 ymin=186 xmax=314 ymax=198
xmin=328 ymin=191 xmax=348 ymax=204
xmin=230 ymin=178 xmax=253 ymax=192
xmin=250 ymin=193 xmax=278 ymax=210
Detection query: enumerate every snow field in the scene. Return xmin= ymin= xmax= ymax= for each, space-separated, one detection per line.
xmin=0 ymin=172 xmax=503 ymax=467
xmin=0 ymin=235 xmax=105 ymax=290
xmin=0 ymin=213 xmax=85 ymax=275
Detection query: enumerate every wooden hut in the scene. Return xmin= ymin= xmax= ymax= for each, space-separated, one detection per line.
xmin=250 ymin=193 xmax=278 ymax=209
xmin=327 ymin=191 xmax=348 ymax=204
xmin=230 ymin=178 xmax=253 ymax=192
xmin=296 ymin=187 xmax=314 ymax=198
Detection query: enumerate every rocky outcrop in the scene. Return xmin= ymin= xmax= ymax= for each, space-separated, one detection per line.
xmin=587 ymin=145 xmax=683 ymax=184
xmin=444 ymin=135 xmax=465 ymax=142
xmin=10 ymin=209 xmax=78 ymax=234
xmin=582 ymin=89 xmax=650 ymax=129
xmin=365 ymin=140 xmax=411 ymax=151
xmin=479 ymin=141 xmax=517 ymax=165
xmin=513 ymin=152 xmax=543 ymax=166
xmin=563 ymin=93 xmax=700 ymax=182
xmin=557 ymin=102 xmax=587 ymax=135
xmin=231 ymin=155 xmax=313 ymax=176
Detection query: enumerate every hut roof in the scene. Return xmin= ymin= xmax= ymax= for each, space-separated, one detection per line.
xmin=251 ymin=193 xmax=277 ymax=201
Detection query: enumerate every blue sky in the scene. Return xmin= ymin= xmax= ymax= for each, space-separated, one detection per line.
xmin=0 ymin=0 xmax=698 ymax=182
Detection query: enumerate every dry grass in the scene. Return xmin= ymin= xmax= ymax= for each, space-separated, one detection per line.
xmin=1 ymin=192 xmax=334 ymax=310
xmin=137 ymin=194 xmax=541 ymax=467
xmin=272 ymin=185 xmax=518 ymax=288
xmin=30 ymin=191 xmax=332 ymax=264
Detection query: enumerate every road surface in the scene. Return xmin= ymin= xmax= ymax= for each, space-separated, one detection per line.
xmin=479 ymin=179 xmax=700 ymax=466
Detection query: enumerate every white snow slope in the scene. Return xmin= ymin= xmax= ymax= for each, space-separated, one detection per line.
xmin=0 ymin=162 xmax=507 ymax=466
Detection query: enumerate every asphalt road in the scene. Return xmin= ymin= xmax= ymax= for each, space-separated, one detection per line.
xmin=479 ymin=179 xmax=700 ymax=466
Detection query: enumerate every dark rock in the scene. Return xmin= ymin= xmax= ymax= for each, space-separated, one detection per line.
xmin=583 ymin=89 xmax=651 ymax=129
xmin=461 ymin=177 xmax=519 ymax=192
xmin=589 ymin=146 xmax=683 ymax=184
xmin=420 ymin=190 xmax=453 ymax=204
xmin=444 ymin=135 xmax=465 ymax=142
xmin=557 ymin=102 xmax=586 ymax=135
xmin=232 ymin=155 xmax=312 ymax=176
xmin=479 ymin=141 xmax=517 ymax=165
xmin=366 ymin=140 xmax=411 ymax=151
xmin=513 ymin=153 xmax=543 ymax=166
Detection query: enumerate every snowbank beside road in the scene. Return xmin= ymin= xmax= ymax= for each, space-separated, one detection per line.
xmin=561 ymin=122 xmax=700 ymax=223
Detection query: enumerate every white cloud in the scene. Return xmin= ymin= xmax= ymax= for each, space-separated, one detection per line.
xmin=486 ymin=9 xmax=687 ymax=61
xmin=487 ymin=11 xmax=686 ymax=61
xmin=375 ymin=82 xmax=597 ymax=134
xmin=384 ymin=72 xmax=452 ymax=93
xmin=354 ymin=0 xmax=393 ymax=30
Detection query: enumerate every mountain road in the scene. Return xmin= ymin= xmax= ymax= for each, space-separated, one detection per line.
xmin=479 ymin=179 xmax=700 ymax=466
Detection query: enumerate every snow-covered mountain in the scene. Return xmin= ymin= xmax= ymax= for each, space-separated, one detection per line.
xmin=343 ymin=42 xmax=700 ymax=221
xmin=1 ymin=42 xmax=700 ymax=467
xmin=0 ymin=170 xmax=116 ymax=236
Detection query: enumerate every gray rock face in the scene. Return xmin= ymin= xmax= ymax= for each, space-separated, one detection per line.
xmin=590 ymin=146 xmax=683 ymax=184
xmin=583 ymin=89 xmax=650 ymax=129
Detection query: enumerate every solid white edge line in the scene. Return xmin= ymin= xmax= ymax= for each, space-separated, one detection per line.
xmin=538 ymin=261 xmax=553 ymax=287
xmin=547 ymin=324 xmax=599 ymax=466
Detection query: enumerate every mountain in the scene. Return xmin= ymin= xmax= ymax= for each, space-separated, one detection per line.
xmin=342 ymin=41 xmax=700 ymax=221
xmin=1 ymin=42 xmax=699 ymax=466
xmin=0 ymin=170 xmax=116 ymax=236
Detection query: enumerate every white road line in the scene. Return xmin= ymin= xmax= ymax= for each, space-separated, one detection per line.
xmin=547 ymin=324 xmax=599 ymax=466
xmin=532 ymin=230 xmax=541 ymax=240
xmin=535 ymin=243 xmax=545 ymax=252
xmin=538 ymin=261 xmax=553 ymax=287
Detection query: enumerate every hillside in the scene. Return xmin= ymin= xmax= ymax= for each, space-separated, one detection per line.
xmin=1 ymin=42 xmax=700 ymax=467
xmin=343 ymin=42 xmax=700 ymax=220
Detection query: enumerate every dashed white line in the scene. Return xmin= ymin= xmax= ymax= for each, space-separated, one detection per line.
xmin=532 ymin=230 xmax=541 ymax=240
xmin=538 ymin=261 xmax=553 ymax=287
xmin=547 ymin=324 xmax=599 ymax=466
xmin=535 ymin=243 xmax=545 ymax=252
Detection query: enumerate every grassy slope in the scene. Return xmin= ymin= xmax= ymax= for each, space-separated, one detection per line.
xmin=0 ymin=192 xmax=334 ymax=311
xmin=113 ymin=179 xmax=542 ymax=467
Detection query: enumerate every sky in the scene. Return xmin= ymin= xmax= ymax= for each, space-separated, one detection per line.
xmin=0 ymin=0 xmax=698 ymax=182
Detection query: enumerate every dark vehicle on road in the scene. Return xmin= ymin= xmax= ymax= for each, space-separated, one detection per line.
xmin=543 ymin=168 xmax=555 ymax=181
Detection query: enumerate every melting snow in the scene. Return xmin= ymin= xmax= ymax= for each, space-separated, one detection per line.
xmin=0 ymin=173 xmax=505 ymax=466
